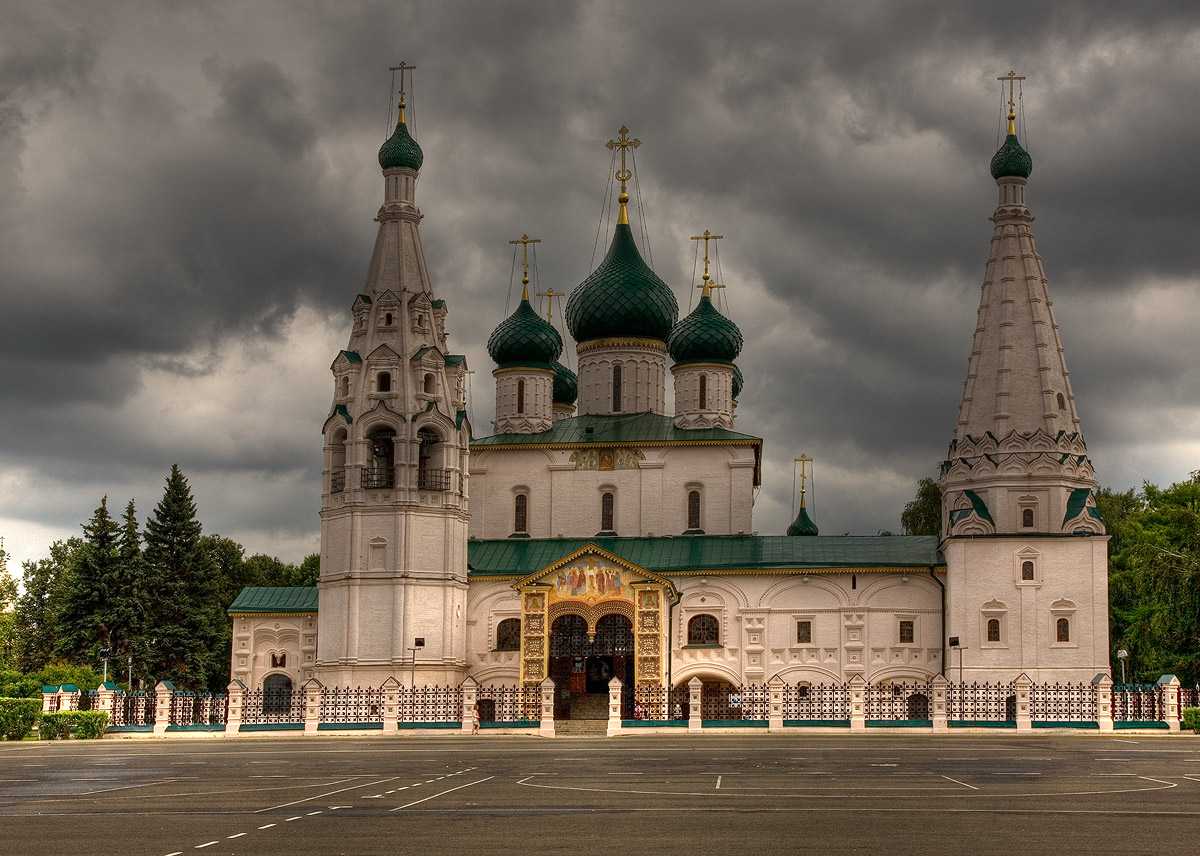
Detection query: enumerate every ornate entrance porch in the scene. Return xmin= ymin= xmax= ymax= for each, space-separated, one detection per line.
xmin=548 ymin=613 xmax=634 ymax=719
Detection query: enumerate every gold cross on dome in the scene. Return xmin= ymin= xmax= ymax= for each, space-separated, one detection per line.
xmin=689 ymin=229 xmax=724 ymax=296
xmin=388 ymin=61 xmax=416 ymax=121
xmin=538 ymin=287 xmax=564 ymax=322
xmin=509 ymin=233 xmax=541 ymax=300
xmin=795 ymin=454 xmax=813 ymax=508
xmin=997 ymin=68 xmax=1025 ymax=134
xmin=606 ymin=125 xmax=641 ymax=223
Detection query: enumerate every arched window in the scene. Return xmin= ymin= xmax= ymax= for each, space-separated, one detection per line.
xmin=1056 ymin=617 xmax=1070 ymax=643
xmin=339 ymin=376 xmax=349 ymax=397
xmin=612 ymin=364 xmax=622 ymax=412
xmin=330 ymin=427 xmax=348 ymax=493
xmin=496 ymin=618 xmax=521 ymax=651
xmin=377 ymin=372 xmax=392 ymax=393
xmin=987 ymin=618 xmax=1001 ymax=643
xmin=899 ymin=620 xmax=915 ymax=644
xmin=384 ymin=312 xmax=393 ymax=326
xmin=796 ymin=620 xmax=812 ymax=644
xmin=1022 ymin=508 xmax=1035 ymax=528
xmin=513 ymin=494 xmax=528 ymax=535
xmin=1057 ymin=392 xmax=1066 ymax=410
xmin=424 ymin=373 xmax=435 ymax=394
xmin=686 ymin=490 xmax=702 ymax=532
xmin=417 ymin=428 xmax=443 ymax=490
xmin=1021 ymin=560 xmax=1035 ymax=581
xmin=687 ymin=614 xmax=720 ymax=646
xmin=364 ymin=426 xmax=396 ymax=488
xmin=600 ymin=491 xmax=615 ymax=534
xmin=517 ymin=379 xmax=525 ymax=414
xmin=698 ymin=374 xmax=707 ymax=410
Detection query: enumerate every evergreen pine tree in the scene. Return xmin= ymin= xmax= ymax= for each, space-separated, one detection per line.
xmin=142 ymin=465 xmax=223 ymax=689
xmin=106 ymin=500 xmax=148 ymax=679
xmin=57 ymin=497 xmax=121 ymax=664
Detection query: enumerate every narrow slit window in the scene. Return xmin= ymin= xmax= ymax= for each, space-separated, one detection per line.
xmin=1022 ymin=508 xmax=1034 ymax=528
xmin=1057 ymin=392 xmax=1066 ymax=410
xmin=1021 ymin=560 xmax=1035 ymax=581
xmin=517 ymin=379 xmax=525 ymax=414
xmin=899 ymin=620 xmax=915 ymax=644
xmin=986 ymin=618 xmax=1001 ymax=643
xmin=513 ymin=494 xmax=528 ymax=534
xmin=698 ymin=374 xmax=707 ymax=410
xmin=600 ymin=491 xmax=615 ymax=533
xmin=377 ymin=372 xmax=391 ymax=393
xmin=1056 ymin=618 xmax=1070 ymax=643
xmin=612 ymin=365 xmax=622 ymax=412
xmin=797 ymin=621 xmax=812 ymax=644
xmin=687 ymin=490 xmax=702 ymax=532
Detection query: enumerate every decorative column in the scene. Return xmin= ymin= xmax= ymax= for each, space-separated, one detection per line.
xmin=848 ymin=674 xmax=866 ymax=731
xmin=225 ymin=680 xmax=245 ymax=737
xmin=1159 ymin=675 xmax=1181 ymax=732
xmin=59 ymin=685 xmax=78 ymax=712
xmin=538 ymin=678 xmax=555 ymax=738
xmin=767 ymin=675 xmax=784 ymax=733
xmin=302 ymin=678 xmax=324 ymax=736
xmin=931 ymin=674 xmax=948 ymax=732
xmin=1013 ymin=673 xmax=1033 ymax=732
xmin=41 ymin=686 xmax=57 ymax=714
xmin=382 ymin=676 xmax=401 ymax=733
xmin=152 ymin=681 xmax=174 ymax=736
xmin=460 ymin=676 xmax=478 ymax=735
xmin=607 ymin=677 xmax=623 ymax=737
xmin=1092 ymin=673 xmax=1114 ymax=732
xmin=688 ymin=677 xmax=702 ymax=733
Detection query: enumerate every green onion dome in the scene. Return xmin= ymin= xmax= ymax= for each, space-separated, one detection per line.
xmin=732 ymin=364 xmax=743 ymax=400
xmin=552 ymin=361 xmax=578 ymax=405
xmin=990 ymin=133 xmax=1032 ymax=180
xmin=787 ymin=505 xmax=819 ymax=536
xmin=566 ymin=223 xmax=678 ymax=343
xmin=666 ymin=294 xmax=743 ymax=365
xmin=487 ymin=297 xmax=563 ymax=368
xmin=378 ymin=117 xmax=424 ymax=172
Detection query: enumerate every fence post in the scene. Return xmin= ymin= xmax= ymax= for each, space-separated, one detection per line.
xmin=767 ymin=675 xmax=785 ymax=732
xmin=538 ymin=678 xmax=556 ymax=738
xmin=1158 ymin=675 xmax=1181 ymax=732
xmin=687 ymin=677 xmax=702 ymax=732
xmin=41 ymin=685 xmax=58 ymax=714
xmin=1013 ymin=673 xmax=1032 ymax=732
xmin=605 ymin=677 xmax=623 ymax=737
xmin=1092 ymin=673 xmax=1114 ymax=732
xmin=225 ymin=680 xmax=245 ymax=737
xmin=459 ymin=676 xmax=478 ymax=735
xmin=848 ymin=674 xmax=866 ymax=731
xmin=59 ymin=684 xmax=79 ymax=712
xmin=96 ymin=682 xmax=117 ymax=729
xmin=302 ymin=678 xmax=324 ymax=736
xmin=931 ymin=674 xmax=949 ymax=732
xmin=152 ymin=681 xmax=174 ymax=736
xmin=380 ymin=676 xmax=401 ymax=733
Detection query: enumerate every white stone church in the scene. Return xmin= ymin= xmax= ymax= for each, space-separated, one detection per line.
xmin=227 ymin=88 xmax=1111 ymax=719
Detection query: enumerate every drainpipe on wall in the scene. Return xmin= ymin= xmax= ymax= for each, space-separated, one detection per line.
xmin=929 ymin=566 xmax=946 ymax=678
xmin=665 ymin=589 xmax=680 ymax=718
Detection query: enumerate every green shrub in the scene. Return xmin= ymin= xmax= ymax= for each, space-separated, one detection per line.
xmin=0 ymin=698 xmax=42 ymax=740
xmin=38 ymin=710 xmax=109 ymax=740
xmin=1183 ymin=707 xmax=1200 ymax=733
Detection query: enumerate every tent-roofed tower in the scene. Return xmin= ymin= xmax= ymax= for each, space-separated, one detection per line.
xmin=315 ymin=68 xmax=471 ymax=687
xmin=939 ymin=73 xmax=1108 ymax=682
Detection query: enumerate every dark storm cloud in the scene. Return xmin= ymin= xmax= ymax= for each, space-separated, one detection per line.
xmin=3 ymin=0 xmax=1199 ymax=563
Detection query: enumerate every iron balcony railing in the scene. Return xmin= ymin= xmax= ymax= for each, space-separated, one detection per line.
xmin=361 ymin=466 xmax=395 ymax=490
xmin=418 ymin=467 xmax=452 ymax=491
xmin=330 ymin=470 xmax=345 ymax=493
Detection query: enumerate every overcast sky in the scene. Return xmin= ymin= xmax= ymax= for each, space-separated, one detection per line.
xmin=3 ymin=1 xmax=1199 ymax=571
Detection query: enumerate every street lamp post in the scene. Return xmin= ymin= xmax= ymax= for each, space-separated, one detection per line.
xmin=99 ymin=647 xmax=111 ymax=684
xmin=408 ymin=638 xmax=425 ymax=688
xmin=1117 ymin=649 xmax=1128 ymax=685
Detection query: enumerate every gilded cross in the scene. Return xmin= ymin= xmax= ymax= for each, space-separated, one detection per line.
xmin=794 ymin=454 xmax=813 ymax=508
xmin=997 ymin=69 xmax=1025 ymax=134
xmin=538 ymin=287 xmax=565 ymax=322
xmin=689 ymin=229 xmax=724 ymax=297
xmin=388 ymin=61 xmax=416 ymax=122
xmin=606 ymin=125 xmax=641 ymax=223
xmin=509 ymin=233 xmax=541 ymax=299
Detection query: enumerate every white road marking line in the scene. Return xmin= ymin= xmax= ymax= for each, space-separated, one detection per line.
xmin=992 ymin=772 xmax=1041 ymax=775
xmin=194 ymin=843 xmax=218 ymax=850
xmin=254 ymin=776 xmax=398 ymax=813
xmin=390 ymin=776 xmax=494 ymax=812
xmin=1113 ymin=739 xmax=1139 ymax=744
xmin=257 ymin=824 xmax=276 ymax=830
xmin=1138 ymin=776 xmax=1178 ymax=788
xmin=81 ymin=778 xmax=180 ymax=796
xmin=306 ymin=810 xmax=322 ymax=815
xmin=715 ymin=775 xmax=722 ymax=790
xmin=364 ymin=795 xmax=383 ymax=799
xmin=285 ymin=816 xmax=302 ymax=822
xmin=226 ymin=833 xmax=246 ymax=839
xmin=1183 ymin=775 xmax=1200 ymax=783
xmin=164 ymin=852 xmax=183 ymax=856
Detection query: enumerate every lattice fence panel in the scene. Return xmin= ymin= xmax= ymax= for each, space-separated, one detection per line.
xmin=475 ymin=685 xmax=539 ymax=722
xmin=1112 ymin=685 xmax=1164 ymax=722
xmin=631 ymin=684 xmax=689 ymax=720
xmin=169 ymin=693 xmax=227 ymax=726
xmin=865 ymin=681 xmax=933 ymax=720
xmin=242 ymin=687 xmax=304 ymax=724
xmin=947 ymin=682 xmax=1014 ymax=722
xmin=782 ymin=683 xmax=851 ymax=720
xmin=1029 ymin=682 xmax=1096 ymax=722
xmin=110 ymin=692 xmax=154 ymax=726
xmin=319 ymin=687 xmax=384 ymax=723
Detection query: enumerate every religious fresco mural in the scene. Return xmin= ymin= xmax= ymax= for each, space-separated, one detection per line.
xmin=550 ymin=558 xmax=633 ymax=604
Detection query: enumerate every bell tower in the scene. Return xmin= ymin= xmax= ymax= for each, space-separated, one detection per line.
xmin=940 ymin=74 xmax=1108 ymax=681
xmin=316 ymin=66 xmax=472 ymax=686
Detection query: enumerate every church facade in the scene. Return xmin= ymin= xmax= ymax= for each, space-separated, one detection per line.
xmin=228 ymin=87 xmax=1111 ymax=717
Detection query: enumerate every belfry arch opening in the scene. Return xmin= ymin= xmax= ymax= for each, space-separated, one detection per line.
xmin=548 ymin=612 xmax=634 ymax=721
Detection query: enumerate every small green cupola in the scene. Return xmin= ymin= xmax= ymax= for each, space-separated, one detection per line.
xmin=787 ymin=455 xmax=818 ymax=536
xmin=378 ymin=97 xmax=424 ymax=172
xmin=990 ymin=77 xmax=1032 ymax=180
xmin=667 ymin=293 xmax=743 ymax=365
xmin=487 ymin=295 xmax=562 ymax=369
xmin=552 ymin=361 xmax=578 ymax=405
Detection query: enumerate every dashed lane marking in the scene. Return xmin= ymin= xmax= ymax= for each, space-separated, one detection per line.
xmin=257 ymin=824 xmax=276 ymax=830
xmin=941 ymin=776 xmax=980 ymax=791
xmin=194 ymin=843 xmax=218 ymax=850
xmin=285 ymin=816 xmax=302 ymax=822
xmin=306 ymin=810 xmax=322 ymax=816
xmin=254 ymin=776 xmax=399 ymax=813
xmin=390 ymin=776 xmax=494 ymax=812
xmin=226 ymin=833 xmax=246 ymax=839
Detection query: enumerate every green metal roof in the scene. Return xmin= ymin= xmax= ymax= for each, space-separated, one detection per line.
xmin=473 ymin=412 xmax=760 ymax=447
xmin=467 ymin=535 xmax=943 ymax=577
xmin=487 ymin=297 xmax=563 ymax=367
xmin=1063 ymin=487 xmax=1103 ymax=527
xmin=949 ymin=489 xmax=993 ymax=526
xmin=552 ymin=360 xmax=578 ymax=405
xmin=432 ymin=299 xmax=447 ymax=310
xmin=566 ymin=223 xmax=678 ymax=342
xmin=339 ymin=350 xmax=362 ymax=364
xmin=667 ymin=294 xmax=743 ymax=365
xmin=786 ymin=506 xmax=819 ymax=536
xmin=444 ymin=354 xmax=465 ymax=366
xmin=228 ymin=586 xmax=318 ymax=614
